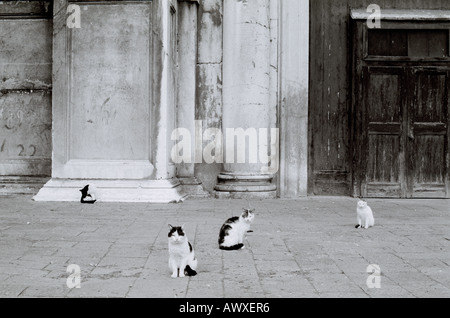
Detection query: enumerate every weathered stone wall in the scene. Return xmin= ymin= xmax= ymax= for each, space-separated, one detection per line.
xmin=0 ymin=1 xmax=52 ymax=176
xmin=69 ymin=5 xmax=152 ymax=161
xmin=194 ymin=0 xmax=223 ymax=194
xmin=176 ymin=1 xmax=198 ymax=178
xmin=278 ymin=0 xmax=309 ymax=198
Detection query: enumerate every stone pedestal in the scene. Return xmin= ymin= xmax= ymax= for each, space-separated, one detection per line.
xmin=34 ymin=0 xmax=186 ymax=203
xmin=215 ymin=0 xmax=277 ymax=199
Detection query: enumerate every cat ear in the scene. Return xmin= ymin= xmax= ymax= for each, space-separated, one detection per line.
xmin=168 ymin=224 xmax=174 ymax=230
xmin=181 ymin=224 xmax=185 ymax=230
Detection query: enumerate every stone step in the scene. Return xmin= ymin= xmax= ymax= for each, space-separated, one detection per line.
xmin=214 ymin=173 xmax=277 ymax=199
xmin=214 ymin=190 xmax=277 ymax=200
xmin=214 ymin=183 xmax=277 ymax=192
xmin=216 ymin=173 xmax=274 ymax=183
xmin=0 ymin=177 xmax=50 ymax=195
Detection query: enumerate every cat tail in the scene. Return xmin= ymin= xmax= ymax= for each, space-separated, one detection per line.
xmin=184 ymin=265 xmax=197 ymax=277
xmin=184 ymin=256 xmax=198 ymax=277
xmin=220 ymin=243 xmax=244 ymax=251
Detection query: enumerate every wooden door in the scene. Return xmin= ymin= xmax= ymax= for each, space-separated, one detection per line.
xmin=409 ymin=68 xmax=450 ymax=198
xmin=359 ymin=66 xmax=450 ymax=198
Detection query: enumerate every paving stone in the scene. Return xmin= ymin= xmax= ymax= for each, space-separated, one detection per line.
xmin=0 ymin=284 xmax=28 ymax=297
xmin=0 ymin=195 xmax=448 ymax=298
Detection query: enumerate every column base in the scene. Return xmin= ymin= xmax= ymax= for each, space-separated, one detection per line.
xmin=214 ymin=173 xmax=277 ymax=199
xmin=33 ymin=179 xmax=187 ymax=203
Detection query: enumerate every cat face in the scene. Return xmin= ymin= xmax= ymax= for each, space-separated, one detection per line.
xmin=168 ymin=225 xmax=187 ymax=244
xmin=357 ymin=200 xmax=368 ymax=208
xmin=241 ymin=209 xmax=255 ymax=223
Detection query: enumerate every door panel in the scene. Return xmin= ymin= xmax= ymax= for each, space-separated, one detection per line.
xmin=367 ymin=135 xmax=401 ymax=184
xmin=362 ymin=67 xmax=405 ymax=198
xmin=410 ymin=69 xmax=449 ymax=198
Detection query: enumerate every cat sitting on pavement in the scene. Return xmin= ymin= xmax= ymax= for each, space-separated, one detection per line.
xmin=218 ymin=209 xmax=255 ymax=251
xmin=355 ymin=200 xmax=375 ymax=229
xmin=168 ymin=225 xmax=198 ymax=278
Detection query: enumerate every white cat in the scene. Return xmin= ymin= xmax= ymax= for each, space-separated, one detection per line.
xmin=355 ymin=200 xmax=375 ymax=229
xmin=218 ymin=209 xmax=255 ymax=250
xmin=168 ymin=225 xmax=198 ymax=278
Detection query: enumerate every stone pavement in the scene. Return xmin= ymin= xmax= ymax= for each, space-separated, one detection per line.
xmin=0 ymin=195 xmax=449 ymax=298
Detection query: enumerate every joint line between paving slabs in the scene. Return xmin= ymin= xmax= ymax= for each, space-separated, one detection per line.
xmin=247 ymin=239 xmax=269 ymax=298
xmin=325 ymin=249 xmax=371 ymax=297
xmin=282 ymin=238 xmax=320 ymax=296
xmin=124 ymin=219 xmax=168 ymax=298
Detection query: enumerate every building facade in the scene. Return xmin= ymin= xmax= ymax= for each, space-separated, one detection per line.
xmin=0 ymin=0 xmax=448 ymax=201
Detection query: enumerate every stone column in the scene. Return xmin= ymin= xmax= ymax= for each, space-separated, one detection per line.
xmin=215 ymin=0 xmax=277 ymax=199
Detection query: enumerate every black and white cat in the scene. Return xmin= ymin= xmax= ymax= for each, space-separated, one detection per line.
xmin=168 ymin=225 xmax=198 ymax=278
xmin=355 ymin=200 xmax=375 ymax=229
xmin=80 ymin=184 xmax=97 ymax=204
xmin=218 ymin=209 xmax=255 ymax=251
